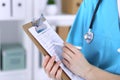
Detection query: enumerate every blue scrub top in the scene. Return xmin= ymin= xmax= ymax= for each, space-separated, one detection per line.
xmin=67 ymin=0 xmax=120 ymax=75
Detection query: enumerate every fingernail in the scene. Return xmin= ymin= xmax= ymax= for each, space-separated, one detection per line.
xmin=45 ymin=55 xmax=49 ymax=59
xmin=65 ymin=42 xmax=68 ymax=44
xmin=58 ymin=61 xmax=61 ymax=64
xmin=62 ymin=59 xmax=65 ymax=62
xmin=52 ymin=56 xmax=56 ymax=59
xmin=64 ymin=42 xmax=66 ymax=45
xmin=46 ymin=55 xmax=49 ymax=57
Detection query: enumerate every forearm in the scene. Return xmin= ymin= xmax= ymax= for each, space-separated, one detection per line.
xmin=85 ymin=66 xmax=120 ymax=80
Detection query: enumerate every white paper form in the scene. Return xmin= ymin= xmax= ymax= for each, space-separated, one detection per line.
xmin=29 ymin=21 xmax=84 ymax=80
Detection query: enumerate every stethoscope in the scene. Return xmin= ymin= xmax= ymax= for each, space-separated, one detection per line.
xmin=84 ymin=0 xmax=102 ymax=43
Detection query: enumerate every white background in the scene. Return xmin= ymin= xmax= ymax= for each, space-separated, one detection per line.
xmin=0 ymin=0 xmax=75 ymax=80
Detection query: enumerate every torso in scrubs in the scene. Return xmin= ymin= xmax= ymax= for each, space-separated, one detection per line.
xmin=67 ymin=0 xmax=120 ymax=75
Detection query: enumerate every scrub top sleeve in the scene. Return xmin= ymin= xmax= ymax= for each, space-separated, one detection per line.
xmin=66 ymin=0 xmax=87 ymax=47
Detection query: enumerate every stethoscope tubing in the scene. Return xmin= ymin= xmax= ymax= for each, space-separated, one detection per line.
xmin=84 ymin=0 xmax=102 ymax=43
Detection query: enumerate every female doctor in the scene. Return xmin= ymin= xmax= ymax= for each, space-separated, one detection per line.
xmin=42 ymin=0 xmax=120 ymax=80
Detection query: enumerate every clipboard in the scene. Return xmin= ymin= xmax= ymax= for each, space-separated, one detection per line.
xmin=23 ymin=16 xmax=71 ymax=80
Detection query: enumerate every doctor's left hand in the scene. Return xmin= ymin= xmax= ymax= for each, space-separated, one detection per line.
xmin=62 ymin=42 xmax=94 ymax=78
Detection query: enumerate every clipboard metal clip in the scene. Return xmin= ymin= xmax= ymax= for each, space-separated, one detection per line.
xmin=32 ymin=14 xmax=47 ymax=33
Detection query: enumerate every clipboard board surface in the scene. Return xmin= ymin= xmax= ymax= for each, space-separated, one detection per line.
xmin=23 ymin=22 xmax=71 ymax=80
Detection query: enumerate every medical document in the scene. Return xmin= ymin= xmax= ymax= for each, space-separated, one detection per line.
xmin=29 ymin=20 xmax=84 ymax=80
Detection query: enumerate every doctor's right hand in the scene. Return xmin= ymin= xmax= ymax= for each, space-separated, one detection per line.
xmin=42 ymin=55 xmax=62 ymax=80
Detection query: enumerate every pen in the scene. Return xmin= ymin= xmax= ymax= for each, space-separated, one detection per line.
xmin=53 ymin=43 xmax=64 ymax=47
xmin=53 ymin=43 xmax=82 ymax=50
xmin=74 ymin=46 xmax=82 ymax=50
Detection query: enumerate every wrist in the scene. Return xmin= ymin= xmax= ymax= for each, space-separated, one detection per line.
xmin=83 ymin=65 xmax=95 ymax=79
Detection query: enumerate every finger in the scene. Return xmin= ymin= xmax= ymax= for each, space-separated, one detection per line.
xmin=56 ymin=68 xmax=62 ymax=80
xmin=42 ymin=55 xmax=50 ymax=68
xmin=62 ymin=59 xmax=70 ymax=69
xmin=50 ymin=61 xmax=61 ymax=78
xmin=63 ymin=47 xmax=74 ymax=58
xmin=45 ymin=56 xmax=56 ymax=75
xmin=62 ymin=52 xmax=71 ymax=61
xmin=64 ymin=42 xmax=80 ymax=54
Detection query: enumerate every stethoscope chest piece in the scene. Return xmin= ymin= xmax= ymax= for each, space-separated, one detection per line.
xmin=84 ymin=29 xmax=94 ymax=43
